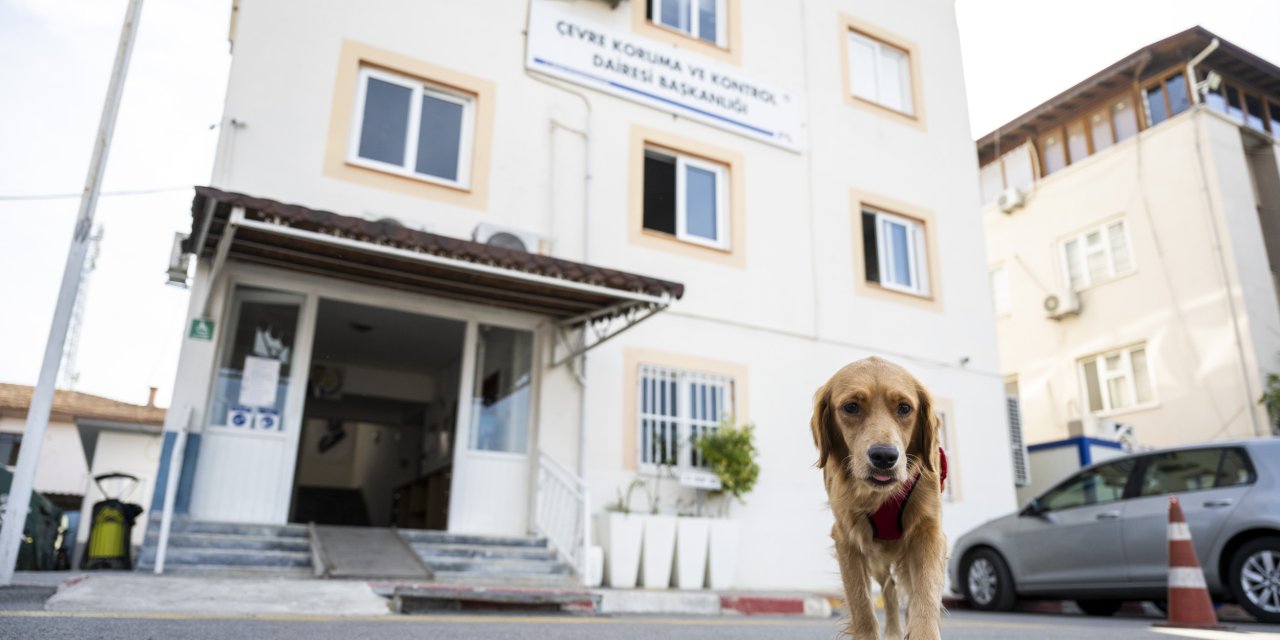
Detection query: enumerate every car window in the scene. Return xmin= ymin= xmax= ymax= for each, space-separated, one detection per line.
xmin=1140 ymin=449 xmax=1222 ymax=496
xmin=1040 ymin=459 xmax=1135 ymax=511
xmin=1139 ymin=448 xmax=1253 ymax=496
xmin=1216 ymin=449 xmax=1254 ymax=487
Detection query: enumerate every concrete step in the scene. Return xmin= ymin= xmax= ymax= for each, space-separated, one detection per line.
xmin=420 ymin=557 xmax=571 ymax=575
xmin=396 ymin=529 xmax=547 ymax=548
xmin=392 ymin=585 xmax=599 ymax=614
xmin=429 ymin=571 xmax=582 ymax=588
xmin=166 ymin=521 xmax=310 ymax=538
xmin=410 ymin=543 xmax=558 ymax=562
xmin=133 ymin=564 xmax=316 ymax=579
xmin=142 ymin=532 xmax=312 ymax=553
xmin=137 ymin=547 xmax=311 ymax=569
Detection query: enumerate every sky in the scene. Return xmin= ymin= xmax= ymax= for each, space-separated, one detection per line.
xmin=1 ymin=0 xmax=1278 ymax=408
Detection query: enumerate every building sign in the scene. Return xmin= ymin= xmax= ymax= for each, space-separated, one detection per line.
xmin=526 ymin=1 xmax=806 ymax=152
xmin=189 ymin=318 xmax=214 ymax=341
xmin=678 ymin=469 xmax=723 ymax=491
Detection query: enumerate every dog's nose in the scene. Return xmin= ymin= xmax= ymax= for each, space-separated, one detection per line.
xmin=867 ymin=446 xmax=900 ymax=470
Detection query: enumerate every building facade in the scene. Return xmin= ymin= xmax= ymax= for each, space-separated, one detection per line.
xmin=1 ymin=384 xmax=164 ymax=551
xmin=152 ymin=0 xmax=1015 ymax=590
xmin=979 ymin=28 xmax=1280 ymax=487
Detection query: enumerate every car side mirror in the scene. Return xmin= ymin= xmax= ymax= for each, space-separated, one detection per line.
xmin=1021 ymin=498 xmax=1045 ymax=518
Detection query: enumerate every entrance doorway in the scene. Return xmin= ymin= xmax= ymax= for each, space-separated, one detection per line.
xmin=290 ymin=299 xmax=465 ymax=529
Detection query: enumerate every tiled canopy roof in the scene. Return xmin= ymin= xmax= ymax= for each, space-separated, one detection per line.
xmin=188 ymin=186 xmax=685 ymax=304
xmin=0 ymin=383 xmax=165 ymax=426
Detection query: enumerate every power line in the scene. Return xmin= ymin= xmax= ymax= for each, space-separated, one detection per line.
xmin=0 ymin=186 xmax=191 ymax=202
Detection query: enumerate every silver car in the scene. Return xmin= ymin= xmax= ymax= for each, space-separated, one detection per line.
xmin=949 ymin=438 xmax=1280 ymax=623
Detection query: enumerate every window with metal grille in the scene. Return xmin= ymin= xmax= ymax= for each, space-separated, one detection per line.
xmin=638 ymin=365 xmax=734 ymax=471
xmin=1006 ymin=395 xmax=1031 ymax=487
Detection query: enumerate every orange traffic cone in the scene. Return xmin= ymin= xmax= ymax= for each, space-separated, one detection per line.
xmin=1154 ymin=496 xmax=1232 ymax=630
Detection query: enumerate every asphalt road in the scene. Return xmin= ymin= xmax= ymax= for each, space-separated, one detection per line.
xmin=1 ymin=609 xmax=1277 ymax=640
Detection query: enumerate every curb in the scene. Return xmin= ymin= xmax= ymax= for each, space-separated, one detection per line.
xmin=595 ymin=589 xmax=835 ymax=617
xmin=720 ymin=594 xmax=832 ymax=617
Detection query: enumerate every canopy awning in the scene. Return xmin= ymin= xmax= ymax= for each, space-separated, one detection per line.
xmin=185 ymin=187 xmax=684 ymax=328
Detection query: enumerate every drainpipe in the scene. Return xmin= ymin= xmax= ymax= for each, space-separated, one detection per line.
xmin=523 ymin=0 xmax=594 ymax=478
xmin=1185 ymin=38 xmax=1219 ymax=106
xmin=1186 ymin=38 xmax=1265 ymax=437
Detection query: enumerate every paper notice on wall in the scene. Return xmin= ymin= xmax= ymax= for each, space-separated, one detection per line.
xmin=239 ymin=355 xmax=281 ymax=408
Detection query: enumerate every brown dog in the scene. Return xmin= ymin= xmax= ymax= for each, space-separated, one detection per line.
xmin=811 ymin=357 xmax=946 ymax=640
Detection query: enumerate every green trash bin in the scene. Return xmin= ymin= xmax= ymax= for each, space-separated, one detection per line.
xmin=0 ymin=467 xmax=64 ymax=571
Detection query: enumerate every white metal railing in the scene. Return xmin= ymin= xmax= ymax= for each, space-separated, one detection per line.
xmin=534 ymin=451 xmax=590 ymax=582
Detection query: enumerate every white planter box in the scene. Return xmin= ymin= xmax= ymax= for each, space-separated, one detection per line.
xmin=640 ymin=514 xmax=677 ymax=588
xmin=597 ymin=513 xmax=644 ymax=588
xmin=707 ymin=519 xmax=740 ymax=590
xmin=674 ymin=517 xmax=711 ymax=589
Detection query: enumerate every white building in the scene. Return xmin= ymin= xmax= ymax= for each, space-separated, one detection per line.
xmin=977 ymin=27 xmax=1280 ymax=500
xmin=148 ymin=0 xmax=1016 ymax=590
xmin=1 ymin=384 xmax=164 ymax=552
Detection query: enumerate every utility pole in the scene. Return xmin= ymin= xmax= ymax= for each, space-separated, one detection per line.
xmin=60 ymin=225 xmax=104 ymax=391
xmin=0 ymin=0 xmax=144 ymax=585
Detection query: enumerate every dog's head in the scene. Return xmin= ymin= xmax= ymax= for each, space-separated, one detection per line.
xmin=810 ymin=357 xmax=937 ymax=492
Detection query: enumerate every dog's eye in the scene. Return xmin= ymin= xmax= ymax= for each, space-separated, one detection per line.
xmin=896 ymin=403 xmax=913 ymax=417
xmin=841 ymin=402 xmax=861 ymax=416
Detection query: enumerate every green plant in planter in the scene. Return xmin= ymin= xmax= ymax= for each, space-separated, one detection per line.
xmin=1260 ymin=372 xmax=1280 ymax=434
xmin=606 ymin=476 xmax=657 ymax=514
xmin=695 ymin=420 xmax=760 ymax=510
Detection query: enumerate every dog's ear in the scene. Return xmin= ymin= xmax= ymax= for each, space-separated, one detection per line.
xmin=910 ymin=381 xmax=939 ymax=474
xmin=810 ymin=380 xmax=837 ymax=468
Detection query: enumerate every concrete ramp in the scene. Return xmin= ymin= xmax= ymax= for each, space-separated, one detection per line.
xmin=312 ymin=526 xmax=432 ymax=580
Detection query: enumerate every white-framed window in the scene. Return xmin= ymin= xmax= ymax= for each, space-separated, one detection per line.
xmin=1080 ymin=344 xmax=1156 ymax=414
xmin=348 ymin=66 xmax=475 ymax=188
xmin=861 ymin=207 xmax=929 ymax=296
xmin=1060 ymin=219 xmax=1133 ymax=290
xmin=991 ymin=266 xmax=1010 ymax=315
xmin=642 ymin=148 xmax=730 ymax=250
xmin=847 ymin=30 xmax=914 ymax=115
xmin=638 ymin=364 xmax=734 ymax=472
xmin=650 ymin=0 xmax=727 ymax=47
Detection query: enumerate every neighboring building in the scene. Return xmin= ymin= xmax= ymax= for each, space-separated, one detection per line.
xmin=979 ymin=27 xmax=1280 ymax=492
xmin=0 ymin=384 xmax=164 ymax=550
xmin=150 ymin=0 xmax=1015 ymax=590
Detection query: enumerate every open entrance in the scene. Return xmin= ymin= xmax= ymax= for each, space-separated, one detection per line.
xmin=290 ymin=299 xmax=464 ymax=529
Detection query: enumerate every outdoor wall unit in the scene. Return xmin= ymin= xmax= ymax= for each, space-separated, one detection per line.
xmin=473 ymin=223 xmax=554 ymax=256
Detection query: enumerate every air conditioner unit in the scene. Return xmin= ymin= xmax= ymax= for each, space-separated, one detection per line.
xmin=997 ymin=187 xmax=1025 ymax=214
xmin=1043 ymin=289 xmax=1081 ymax=320
xmin=473 ymin=223 xmax=554 ymax=256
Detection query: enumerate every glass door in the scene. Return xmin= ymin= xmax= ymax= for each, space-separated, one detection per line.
xmin=190 ymin=286 xmax=312 ymax=523
xmin=448 ymin=323 xmax=536 ymax=535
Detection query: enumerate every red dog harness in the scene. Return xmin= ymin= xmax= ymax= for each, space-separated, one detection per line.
xmin=867 ymin=448 xmax=948 ymax=541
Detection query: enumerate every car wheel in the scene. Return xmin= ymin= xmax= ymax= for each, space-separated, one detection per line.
xmin=962 ymin=548 xmax=1016 ymax=611
xmin=1076 ymin=599 xmax=1123 ymax=616
xmin=1228 ymin=536 xmax=1280 ymax=624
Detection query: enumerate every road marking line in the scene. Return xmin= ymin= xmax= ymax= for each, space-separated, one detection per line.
xmin=0 ymin=611 xmax=824 ymax=626
xmin=0 ymin=610 xmax=1057 ymax=630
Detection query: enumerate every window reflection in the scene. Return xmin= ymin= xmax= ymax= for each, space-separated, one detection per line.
xmin=468 ymin=325 xmax=534 ymax=454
